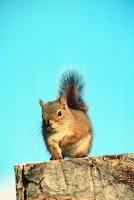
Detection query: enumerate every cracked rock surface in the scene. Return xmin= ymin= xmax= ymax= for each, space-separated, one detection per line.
xmin=14 ymin=153 xmax=134 ymax=200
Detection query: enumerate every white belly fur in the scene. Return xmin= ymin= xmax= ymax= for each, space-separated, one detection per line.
xmin=47 ymin=128 xmax=73 ymax=144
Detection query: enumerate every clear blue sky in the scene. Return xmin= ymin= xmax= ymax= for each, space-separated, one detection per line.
xmin=0 ymin=0 xmax=134 ymax=199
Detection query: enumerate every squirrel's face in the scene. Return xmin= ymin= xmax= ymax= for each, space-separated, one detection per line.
xmin=39 ymin=95 xmax=70 ymax=131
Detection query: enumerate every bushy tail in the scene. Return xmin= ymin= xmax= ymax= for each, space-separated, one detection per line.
xmin=58 ymin=69 xmax=88 ymax=112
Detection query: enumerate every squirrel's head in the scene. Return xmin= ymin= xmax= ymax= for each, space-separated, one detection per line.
xmin=39 ymin=95 xmax=70 ymax=131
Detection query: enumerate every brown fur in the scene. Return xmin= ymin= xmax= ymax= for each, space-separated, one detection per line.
xmin=39 ymin=69 xmax=93 ymax=160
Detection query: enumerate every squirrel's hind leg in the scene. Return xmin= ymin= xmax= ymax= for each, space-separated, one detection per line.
xmin=74 ymin=153 xmax=88 ymax=158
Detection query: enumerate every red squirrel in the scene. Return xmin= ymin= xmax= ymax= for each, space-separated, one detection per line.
xmin=39 ymin=69 xmax=93 ymax=160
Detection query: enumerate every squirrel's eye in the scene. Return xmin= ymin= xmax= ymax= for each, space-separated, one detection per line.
xmin=57 ymin=110 xmax=62 ymax=117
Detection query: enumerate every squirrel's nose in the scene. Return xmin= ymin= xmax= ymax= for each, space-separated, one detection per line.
xmin=45 ymin=120 xmax=52 ymax=127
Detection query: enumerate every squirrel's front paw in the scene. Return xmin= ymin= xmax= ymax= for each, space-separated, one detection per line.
xmin=50 ymin=156 xmax=63 ymax=160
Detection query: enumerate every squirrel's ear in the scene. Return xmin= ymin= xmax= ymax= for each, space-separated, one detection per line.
xmin=39 ymin=99 xmax=46 ymax=107
xmin=59 ymin=95 xmax=68 ymax=110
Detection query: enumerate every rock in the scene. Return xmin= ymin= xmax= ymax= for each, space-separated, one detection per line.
xmin=14 ymin=153 xmax=134 ymax=200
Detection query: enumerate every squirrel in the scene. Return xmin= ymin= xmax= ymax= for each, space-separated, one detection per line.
xmin=39 ymin=69 xmax=93 ymax=160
